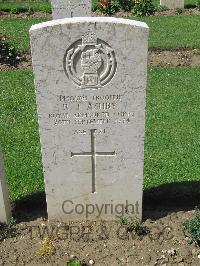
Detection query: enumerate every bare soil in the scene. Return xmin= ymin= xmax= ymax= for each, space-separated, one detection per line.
xmin=153 ymin=8 xmax=200 ymax=17
xmin=1 ymin=49 xmax=200 ymax=71
xmin=1 ymin=7 xmax=200 ymax=19
xmin=0 ymin=11 xmax=51 ymax=19
xmin=148 ymin=48 xmax=200 ymax=67
xmin=0 ymin=52 xmax=32 ymax=71
xmin=93 ymin=8 xmax=200 ymax=18
xmin=0 ymin=192 xmax=200 ymax=266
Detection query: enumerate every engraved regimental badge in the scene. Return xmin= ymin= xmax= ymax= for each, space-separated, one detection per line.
xmin=64 ymin=31 xmax=117 ymax=89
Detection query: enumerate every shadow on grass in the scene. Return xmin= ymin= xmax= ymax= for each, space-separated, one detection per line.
xmin=143 ymin=181 xmax=200 ymax=220
xmin=12 ymin=181 xmax=200 ymax=222
xmin=184 ymin=4 xmax=197 ymax=9
xmin=12 ymin=192 xmax=47 ymax=222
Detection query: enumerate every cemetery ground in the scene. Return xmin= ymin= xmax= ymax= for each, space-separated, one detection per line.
xmin=0 ymin=1 xmax=200 ymax=265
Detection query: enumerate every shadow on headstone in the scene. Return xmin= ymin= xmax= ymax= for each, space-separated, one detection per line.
xmin=12 ymin=192 xmax=47 ymax=222
xmin=143 ymin=181 xmax=200 ymax=220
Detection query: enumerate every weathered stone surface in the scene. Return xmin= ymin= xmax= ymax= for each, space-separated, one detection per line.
xmin=51 ymin=0 xmax=91 ymax=19
xmin=30 ymin=17 xmax=149 ymax=221
xmin=160 ymin=0 xmax=184 ymax=9
xmin=0 ymin=146 xmax=11 ymax=224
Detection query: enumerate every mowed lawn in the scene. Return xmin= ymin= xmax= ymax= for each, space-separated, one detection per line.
xmin=0 ymin=71 xmax=44 ymax=200
xmin=0 ymin=68 xmax=199 ymax=200
xmin=0 ymin=1 xmax=51 ymax=13
xmin=1 ymin=15 xmax=200 ymax=51
xmin=0 ymin=0 xmax=197 ymax=11
xmin=145 ymin=68 xmax=200 ymax=191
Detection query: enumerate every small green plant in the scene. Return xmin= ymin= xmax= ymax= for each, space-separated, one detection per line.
xmin=183 ymin=208 xmax=200 ymax=247
xmin=196 ymin=0 xmax=200 ymax=10
xmin=118 ymin=0 xmax=134 ymax=11
xmin=67 ymin=258 xmax=81 ymax=266
xmin=175 ymin=8 xmax=183 ymax=14
xmin=0 ymin=219 xmax=18 ymax=242
xmin=9 ymin=217 xmax=17 ymax=226
xmin=0 ymin=34 xmax=20 ymax=65
xmin=132 ymin=0 xmax=155 ymax=16
xmin=118 ymin=217 xmax=129 ymax=225
xmin=118 ymin=217 xmax=149 ymax=236
xmin=10 ymin=7 xmax=34 ymax=15
xmin=92 ymin=1 xmax=98 ymax=11
xmin=156 ymin=5 xmax=169 ymax=12
xmin=127 ymin=219 xmax=149 ymax=236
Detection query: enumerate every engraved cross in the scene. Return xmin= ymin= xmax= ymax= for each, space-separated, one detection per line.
xmin=71 ymin=129 xmax=116 ymax=193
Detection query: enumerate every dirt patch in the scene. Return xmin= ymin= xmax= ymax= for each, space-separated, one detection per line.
xmin=154 ymin=7 xmax=200 ymax=17
xmin=0 ymin=189 xmax=199 ymax=266
xmin=0 ymin=209 xmax=200 ymax=265
xmin=93 ymin=8 xmax=200 ymax=18
xmin=1 ymin=49 xmax=200 ymax=71
xmin=0 ymin=11 xmax=51 ymax=19
xmin=0 ymin=52 xmax=32 ymax=71
xmin=1 ymin=8 xmax=200 ymax=19
xmin=149 ymin=49 xmax=200 ymax=67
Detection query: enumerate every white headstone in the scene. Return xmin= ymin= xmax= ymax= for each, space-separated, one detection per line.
xmin=160 ymin=0 xmax=184 ymax=9
xmin=51 ymin=0 xmax=91 ymax=19
xmin=30 ymin=17 xmax=149 ymax=221
xmin=0 ymin=146 xmax=11 ymax=224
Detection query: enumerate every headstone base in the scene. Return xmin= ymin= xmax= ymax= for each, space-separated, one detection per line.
xmin=160 ymin=0 xmax=184 ymax=9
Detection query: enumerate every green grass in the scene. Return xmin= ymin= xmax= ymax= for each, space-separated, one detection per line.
xmin=1 ymin=15 xmax=200 ymax=51
xmin=0 ymin=68 xmax=199 ymax=200
xmin=144 ymin=67 xmax=200 ymax=190
xmin=0 ymin=70 xmax=44 ymax=200
xmin=0 ymin=1 xmax=51 ymax=13
xmin=0 ymin=18 xmax=47 ymax=51
xmin=139 ymin=16 xmax=200 ymax=49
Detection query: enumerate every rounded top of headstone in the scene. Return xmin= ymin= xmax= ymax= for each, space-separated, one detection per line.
xmin=30 ymin=17 xmax=149 ymax=33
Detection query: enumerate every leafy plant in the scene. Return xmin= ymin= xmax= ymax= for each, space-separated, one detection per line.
xmin=92 ymin=1 xmax=98 ymax=11
xmin=0 ymin=219 xmax=18 ymax=242
xmin=175 ymin=8 xmax=183 ymax=14
xmin=127 ymin=219 xmax=149 ymax=236
xmin=118 ymin=217 xmax=129 ymax=225
xmin=97 ymin=0 xmax=120 ymax=15
xmin=196 ymin=0 xmax=200 ymax=10
xmin=67 ymin=259 xmax=82 ymax=266
xmin=132 ymin=0 xmax=155 ymax=16
xmin=118 ymin=217 xmax=149 ymax=236
xmin=10 ymin=7 xmax=34 ymax=14
xmin=0 ymin=34 xmax=20 ymax=65
xmin=118 ymin=0 xmax=134 ymax=11
xmin=183 ymin=208 xmax=200 ymax=247
xmin=156 ymin=5 xmax=169 ymax=12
